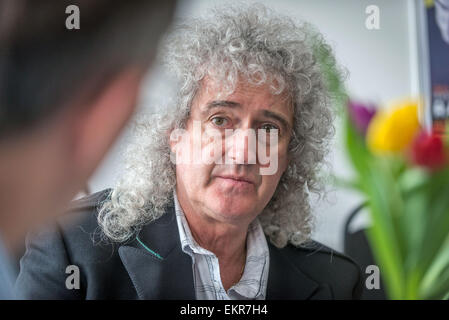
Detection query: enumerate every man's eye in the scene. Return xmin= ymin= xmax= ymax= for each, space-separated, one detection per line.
xmin=211 ymin=117 xmax=228 ymax=127
xmin=260 ymin=124 xmax=278 ymax=133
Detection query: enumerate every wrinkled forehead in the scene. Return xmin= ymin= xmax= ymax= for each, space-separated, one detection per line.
xmin=193 ymin=74 xmax=294 ymax=114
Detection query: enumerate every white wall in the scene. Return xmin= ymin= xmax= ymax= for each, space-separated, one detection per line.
xmin=88 ymin=0 xmax=416 ymax=251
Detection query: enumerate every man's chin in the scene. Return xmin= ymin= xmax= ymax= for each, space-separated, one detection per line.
xmin=207 ymin=199 xmax=256 ymax=222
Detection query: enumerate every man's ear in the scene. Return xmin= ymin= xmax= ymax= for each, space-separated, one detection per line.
xmin=69 ymin=66 xmax=145 ymax=183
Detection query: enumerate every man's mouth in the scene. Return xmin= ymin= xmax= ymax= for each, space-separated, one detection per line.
xmin=216 ymin=174 xmax=255 ymax=185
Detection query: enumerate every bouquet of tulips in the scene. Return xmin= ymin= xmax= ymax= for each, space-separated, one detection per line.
xmin=342 ymin=99 xmax=449 ymax=299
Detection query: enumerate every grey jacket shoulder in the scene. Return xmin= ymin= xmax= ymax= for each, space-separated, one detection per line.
xmin=16 ymin=189 xmax=137 ymax=299
xmin=53 ymin=189 xmax=119 ymax=263
xmin=66 ymin=188 xmax=111 ymax=222
xmin=62 ymin=189 xmax=111 ymax=235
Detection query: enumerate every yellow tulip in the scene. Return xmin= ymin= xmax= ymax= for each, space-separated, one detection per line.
xmin=366 ymin=100 xmax=421 ymax=154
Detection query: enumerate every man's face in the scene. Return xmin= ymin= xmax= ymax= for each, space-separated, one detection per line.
xmin=173 ymin=77 xmax=293 ymax=225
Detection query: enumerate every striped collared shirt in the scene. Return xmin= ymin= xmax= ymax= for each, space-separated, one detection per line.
xmin=173 ymin=190 xmax=270 ymax=300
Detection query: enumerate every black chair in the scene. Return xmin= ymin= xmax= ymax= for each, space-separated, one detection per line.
xmin=343 ymin=202 xmax=387 ymax=299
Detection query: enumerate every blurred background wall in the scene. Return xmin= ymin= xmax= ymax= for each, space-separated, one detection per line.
xmin=87 ymin=0 xmax=419 ymax=251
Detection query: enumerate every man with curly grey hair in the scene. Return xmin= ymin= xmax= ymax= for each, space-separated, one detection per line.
xmin=16 ymin=4 xmax=363 ymax=300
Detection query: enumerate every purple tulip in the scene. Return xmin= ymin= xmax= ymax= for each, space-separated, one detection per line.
xmin=348 ymin=100 xmax=377 ymax=135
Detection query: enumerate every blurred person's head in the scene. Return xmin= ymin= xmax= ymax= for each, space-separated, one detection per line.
xmin=0 ymin=0 xmax=176 ymax=250
xmin=99 ymin=4 xmax=344 ymax=248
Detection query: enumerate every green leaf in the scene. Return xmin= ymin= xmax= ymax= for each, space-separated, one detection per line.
xmin=361 ymin=159 xmax=406 ymax=299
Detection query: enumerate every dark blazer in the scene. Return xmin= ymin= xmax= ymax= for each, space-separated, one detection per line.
xmin=15 ymin=189 xmax=363 ymax=300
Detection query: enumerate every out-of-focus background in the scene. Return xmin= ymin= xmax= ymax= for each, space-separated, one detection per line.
xmin=87 ymin=0 xmax=421 ymax=253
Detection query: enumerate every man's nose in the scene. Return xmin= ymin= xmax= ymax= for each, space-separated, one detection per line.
xmin=226 ymin=129 xmax=257 ymax=164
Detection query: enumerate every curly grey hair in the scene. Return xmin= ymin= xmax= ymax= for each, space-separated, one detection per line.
xmin=98 ymin=3 xmax=344 ymax=248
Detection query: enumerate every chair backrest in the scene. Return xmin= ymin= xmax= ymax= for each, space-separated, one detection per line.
xmin=343 ymin=202 xmax=387 ymax=299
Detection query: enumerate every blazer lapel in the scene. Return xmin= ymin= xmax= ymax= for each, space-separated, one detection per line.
xmin=266 ymin=242 xmax=330 ymax=300
xmin=118 ymin=201 xmax=195 ymax=300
